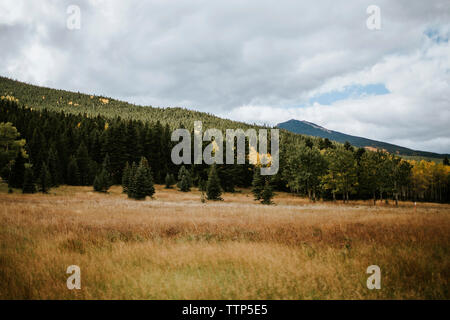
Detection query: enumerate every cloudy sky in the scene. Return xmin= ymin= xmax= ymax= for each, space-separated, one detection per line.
xmin=1 ymin=1 xmax=449 ymax=153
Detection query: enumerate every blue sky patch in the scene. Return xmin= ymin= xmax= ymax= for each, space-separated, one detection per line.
xmin=308 ymin=83 xmax=390 ymax=105
xmin=424 ymin=27 xmax=449 ymax=44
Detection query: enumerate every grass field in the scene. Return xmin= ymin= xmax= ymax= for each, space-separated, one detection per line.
xmin=0 ymin=185 xmax=449 ymax=299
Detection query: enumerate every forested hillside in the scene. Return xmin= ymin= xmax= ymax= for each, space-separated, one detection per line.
xmin=0 ymin=98 xmax=255 ymax=190
xmin=0 ymin=76 xmax=257 ymax=131
xmin=1 ymin=78 xmax=449 ymax=204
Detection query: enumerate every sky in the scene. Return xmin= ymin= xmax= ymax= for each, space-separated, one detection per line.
xmin=0 ymin=0 xmax=449 ymax=153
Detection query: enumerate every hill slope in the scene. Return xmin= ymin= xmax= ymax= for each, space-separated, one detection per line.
xmin=277 ymin=119 xmax=447 ymax=159
xmin=0 ymin=76 xmax=257 ymax=131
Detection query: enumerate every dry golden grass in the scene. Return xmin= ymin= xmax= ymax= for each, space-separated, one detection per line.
xmin=0 ymin=185 xmax=449 ymax=299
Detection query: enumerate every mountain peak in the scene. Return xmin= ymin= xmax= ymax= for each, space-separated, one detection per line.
xmin=276 ymin=119 xmax=446 ymax=159
xmin=278 ymin=119 xmax=331 ymax=133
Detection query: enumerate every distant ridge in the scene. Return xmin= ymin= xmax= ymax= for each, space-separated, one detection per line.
xmin=277 ymin=119 xmax=448 ymax=159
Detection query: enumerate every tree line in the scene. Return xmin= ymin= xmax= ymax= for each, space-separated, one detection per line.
xmin=0 ymin=98 xmax=252 ymax=198
xmin=0 ymin=97 xmax=449 ymax=204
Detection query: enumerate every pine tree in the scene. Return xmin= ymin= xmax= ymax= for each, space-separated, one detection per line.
xmin=139 ymin=157 xmax=155 ymax=198
xmin=38 ymin=163 xmax=51 ymax=193
xmin=260 ymin=180 xmax=274 ymax=205
xmin=88 ymin=160 xmax=98 ymax=185
xmin=0 ymin=166 xmax=10 ymax=183
xmin=93 ymin=168 xmax=109 ymax=192
xmin=344 ymin=141 xmax=353 ymax=151
xmin=127 ymin=162 xmax=138 ymax=198
xmin=206 ymin=164 xmax=222 ymax=200
xmin=177 ymin=165 xmax=191 ymax=192
xmin=93 ymin=154 xmax=113 ymax=193
xmin=93 ymin=174 xmax=103 ymax=192
xmin=149 ymin=121 xmax=164 ymax=184
xmin=67 ymin=156 xmax=80 ymax=185
xmin=179 ymin=174 xmax=191 ymax=192
xmin=444 ymin=156 xmax=450 ymax=166
xmin=322 ymin=138 xmax=334 ymax=149
xmin=122 ymin=162 xmax=131 ymax=193
xmin=102 ymin=153 xmax=112 ymax=177
xmin=28 ymin=128 xmax=45 ymax=176
xmin=8 ymin=151 xmax=26 ymax=188
xmin=218 ymin=165 xmax=237 ymax=192
xmin=126 ymin=158 xmax=155 ymax=200
xmin=130 ymin=166 xmax=147 ymax=200
xmin=251 ymin=167 xmax=264 ymax=200
xmin=76 ymin=142 xmax=91 ymax=185
xmin=47 ymin=146 xmax=61 ymax=187
xmin=125 ymin=121 xmax=139 ymax=165
xmin=128 ymin=158 xmax=155 ymax=200
xmin=198 ymin=178 xmax=207 ymax=192
xmin=22 ymin=167 xmax=36 ymax=194
xmin=165 ymin=172 xmax=175 ymax=189
xmin=101 ymin=154 xmax=113 ymax=189
xmin=89 ymin=129 xmax=102 ymax=163
xmin=305 ymin=138 xmax=313 ymax=149
xmin=102 ymin=123 xmax=127 ymax=184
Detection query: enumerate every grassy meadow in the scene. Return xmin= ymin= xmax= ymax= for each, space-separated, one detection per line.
xmin=0 ymin=184 xmax=449 ymax=299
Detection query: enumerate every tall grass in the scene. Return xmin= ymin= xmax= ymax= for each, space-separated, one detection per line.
xmin=0 ymin=185 xmax=448 ymax=299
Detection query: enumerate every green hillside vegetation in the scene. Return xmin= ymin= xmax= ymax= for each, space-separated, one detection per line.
xmin=0 ymin=77 xmax=336 ymax=153
xmin=1 ymin=76 xmax=449 ymax=203
xmin=0 ymin=76 xmax=258 ymax=131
